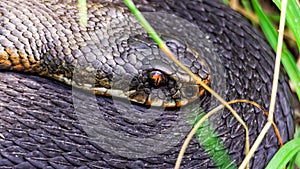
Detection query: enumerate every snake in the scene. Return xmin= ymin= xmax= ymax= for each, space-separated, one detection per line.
xmin=0 ymin=0 xmax=294 ymax=168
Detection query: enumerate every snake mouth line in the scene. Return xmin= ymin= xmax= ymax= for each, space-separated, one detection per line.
xmin=54 ymin=73 xmax=210 ymax=108
xmin=1 ymin=44 xmax=211 ymax=108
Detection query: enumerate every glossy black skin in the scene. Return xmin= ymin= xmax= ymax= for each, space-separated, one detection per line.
xmin=0 ymin=0 xmax=294 ymax=168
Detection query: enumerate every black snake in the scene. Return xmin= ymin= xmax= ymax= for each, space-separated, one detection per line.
xmin=0 ymin=0 xmax=294 ymax=168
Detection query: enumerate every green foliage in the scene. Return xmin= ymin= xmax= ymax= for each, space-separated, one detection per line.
xmin=191 ymin=108 xmax=237 ymax=169
xmin=273 ymin=0 xmax=300 ymax=52
xmin=252 ymin=0 xmax=300 ymax=101
xmin=123 ymin=0 xmax=164 ymax=47
xmin=266 ymin=138 xmax=300 ymax=169
xmin=250 ymin=0 xmax=300 ymax=168
xmin=78 ymin=0 xmax=87 ymax=26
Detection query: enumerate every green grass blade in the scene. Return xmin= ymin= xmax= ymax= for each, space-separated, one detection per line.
xmin=223 ymin=0 xmax=229 ymax=5
xmin=78 ymin=0 xmax=87 ymax=26
xmin=267 ymin=13 xmax=280 ymax=23
xmin=287 ymin=128 xmax=300 ymax=169
xmin=188 ymin=106 xmax=236 ymax=169
xmin=252 ymin=0 xmax=300 ymax=101
xmin=241 ymin=0 xmax=257 ymax=26
xmin=123 ymin=0 xmax=164 ymax=47
xmin=266 ymin=138 xmax=300 ymax=169
xmin=287 ymin=159 xmax=294 ymax=169
xmin=295 ymin=152 xmax=300 ymax=168
xmin=241 ymin=0 xmax=252 ymax=11
xmin=273 ymin=0 xmax=300 ymax=52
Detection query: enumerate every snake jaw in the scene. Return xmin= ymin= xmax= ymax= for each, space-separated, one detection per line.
xmin=145 ymin=96 xmax=165 ymax=107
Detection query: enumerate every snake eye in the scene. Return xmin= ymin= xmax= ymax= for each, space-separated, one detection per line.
xmin=149 ymin=70 xmax=165 ymax=87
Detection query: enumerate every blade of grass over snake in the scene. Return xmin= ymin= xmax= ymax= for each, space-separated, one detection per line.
xmin=253 ymin=0 xmax=300 ymax=100
xmin=123 ymin=0 xmax=164 ymax=47
xmin=78 ymin=0 xmax=87 ymax=26
xmin=174 ymin=104 xmax=236 ymax=169
xmin=123 ymin=0 xmax=250 ymax=168
xmin=186 ymin=106 xmax=237 ymax=169
xmin=226 ymin=0 xmax=295 ymax=41
xmin=265 ymin=138 xmax=300 ymax=169
xmin=177 ymin=99 xmax=283 ymax=169
xmin=238 ymin=0 xmax=288 ymax=168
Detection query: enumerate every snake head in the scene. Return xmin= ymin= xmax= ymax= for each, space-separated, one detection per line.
xmin=76 ymin=34 xmax=210 ymax=108
xmin=126 ymin=67 xmax=209 ymax=107
xmin=119 ymin=34 xmax=211 ymax=108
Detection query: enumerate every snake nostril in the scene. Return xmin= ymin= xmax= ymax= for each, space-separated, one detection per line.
xmin=181 ymin=85 xmax=199 ymax=98
xmin=170 ymin=88 xmax=177 ymax=95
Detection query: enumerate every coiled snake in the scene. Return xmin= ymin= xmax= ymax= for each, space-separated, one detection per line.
xmin=0 ymin=0 xmax=294 ymax=168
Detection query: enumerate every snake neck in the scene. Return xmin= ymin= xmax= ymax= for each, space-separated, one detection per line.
xmin=1 ymin=0 xmax=143 ymax=78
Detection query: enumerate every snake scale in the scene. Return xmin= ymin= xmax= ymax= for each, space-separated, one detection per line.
xmin=0 ymin=0 xmax=295 ymax=168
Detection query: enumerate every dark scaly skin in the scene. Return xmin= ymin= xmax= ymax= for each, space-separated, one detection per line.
xmin=0 ymin=0 xmax=294 ymax=168
xmin=0 ymin=0 xmax=210 ymax=107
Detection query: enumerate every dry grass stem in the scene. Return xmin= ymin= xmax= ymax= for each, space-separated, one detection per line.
xmin=238 ymin=0 xmax=288 ymax=168
xmin=228 ymin=0 xmax=296 ymax=42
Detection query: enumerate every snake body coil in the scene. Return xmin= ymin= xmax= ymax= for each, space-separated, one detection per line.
xmin=0 ymin=0 xmax=294 ymax=168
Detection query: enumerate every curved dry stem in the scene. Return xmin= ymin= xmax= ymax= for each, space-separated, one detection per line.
xmin=174 ymin=104 xmax=225 ymax=169
xmin=229 ymin=100 xmax=283 ymax=146
xmin=238 ymin=0 xmax=288 ymax=168
xmin=175 ymin=99 xmax=282 ymax=169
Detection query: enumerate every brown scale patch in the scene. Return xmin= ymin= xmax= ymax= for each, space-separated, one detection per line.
xmin=175 ymin=101 xmax=183 ymax=107
xmin=20 ymin=60 xmax=31 ymax=69
xmin=5 ymin=48 xmax=21 ymax=66
xmin=198 ymin=77 xmax=211 ymax=97
xmin=94 ymin=90 xmax=110 ymax=97
xmin=18 ymin=51 xmax=39 ymax=70
xmin=0 ymin=51 xmax=12 ymax=69
xmin=95 ymin=77 xmax=111 ymax=88
xmin=18 ymin=51 xmax=32 ymax=69
xmin=1 ymin=47 xmax=42 ymax=73
xmin=12 ymin=64 xmax=25 ymax=71
xmin=27 ymin=54 xmax=37 ymax=64
xmin=34 ymin=63 xmax=47 ymax=76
